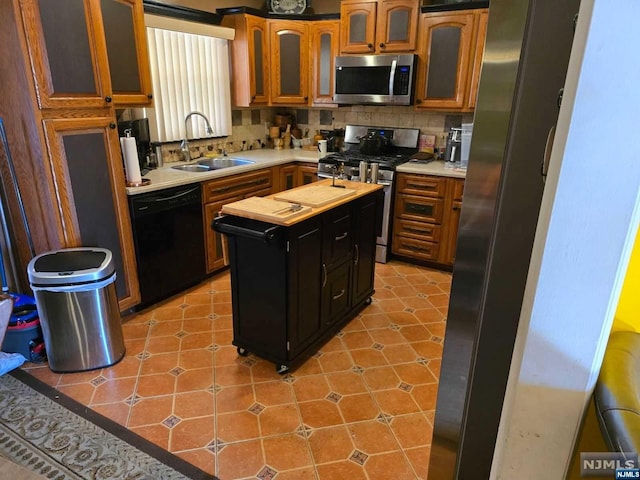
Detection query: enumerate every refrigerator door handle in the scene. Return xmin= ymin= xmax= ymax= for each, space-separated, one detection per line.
xmin=541 ymin=125 xmax=556 ymax=182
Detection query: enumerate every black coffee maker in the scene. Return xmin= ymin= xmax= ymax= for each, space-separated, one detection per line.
xmin=444 ymin=127 xmax=462 ymax=164
xmin=118 ymin=118 xmax=151 ymax=169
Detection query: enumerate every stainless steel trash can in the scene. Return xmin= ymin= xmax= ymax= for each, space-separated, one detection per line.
xmin=27 ymin=247 xmax=125 ymax=372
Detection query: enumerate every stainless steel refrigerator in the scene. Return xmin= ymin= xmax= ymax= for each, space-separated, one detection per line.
xmin=429 ymin=0 xmax=581 ymax=478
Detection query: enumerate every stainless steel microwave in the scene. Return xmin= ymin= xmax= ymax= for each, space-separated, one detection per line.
xmin=333 ymin=54 xmax=417 ymax=105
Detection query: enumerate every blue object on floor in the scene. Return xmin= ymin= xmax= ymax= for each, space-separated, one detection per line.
xmin=0 ymin=351 xmax=26 ymax=376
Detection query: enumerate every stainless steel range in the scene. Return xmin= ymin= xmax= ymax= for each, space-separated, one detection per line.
xmin=317 ymin=125 xmax=420 ymax=263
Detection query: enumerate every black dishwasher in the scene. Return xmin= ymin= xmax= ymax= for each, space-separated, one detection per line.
xmin=129 ymin=184 xmax=206 ymax=309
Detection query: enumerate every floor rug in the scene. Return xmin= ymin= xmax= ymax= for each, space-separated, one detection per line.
xmin=0 ymin=369 xmax=217 ymax=480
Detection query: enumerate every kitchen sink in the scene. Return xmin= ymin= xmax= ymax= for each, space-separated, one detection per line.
xmin=171 ymin=164 xmax=211 ymax=173
xmin=171 ymin=157 xmax=255 ymax=173
xmin=197 ymin=158 xmax=255 ymax=169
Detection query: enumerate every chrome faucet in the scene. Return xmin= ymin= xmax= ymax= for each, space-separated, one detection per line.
xmin=180 ymin=111 xmax=214 ymax=161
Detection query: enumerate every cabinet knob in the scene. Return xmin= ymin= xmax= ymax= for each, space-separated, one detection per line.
xmin=147 ymin=93 xmax=153 ymax=100
xmin=105 ymin=96 xmax=112 ymax=103
xmin=252 ymin=95 xmax=256 ymax=100
xmin=367 ymin=43 xmax=373 ymax=49
xmin=109 ymin=122 xmax=116 ymax=129
xmin=380 ymin=42 xmax=385 ymax=48
xmin=304 ymin=96 xmax=308 ymax=101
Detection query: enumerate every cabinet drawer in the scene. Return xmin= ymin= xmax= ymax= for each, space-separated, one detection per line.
xmin=323 ymin=205 xmax=352 ymax=268
xmin=203 ymin=169 xmax=273 ymax=203
xmin=452 ymin=179 xmax=464 ymax=201
xmin=392 ymin=235 xmax=440 ymax=262
xmin=395 ymin=219 xmax=442 ymax=242
xmin=398 ymin=174 xmax=446 ymax=197
xmin=396 ymin=194 xmax=444 ymax=224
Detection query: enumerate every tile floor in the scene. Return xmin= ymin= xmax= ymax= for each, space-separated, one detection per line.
xmin=22 ymin=260 xmax=451 ymax=480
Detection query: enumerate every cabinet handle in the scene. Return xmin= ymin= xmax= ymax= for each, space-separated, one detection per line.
xmin=147 ymin=93 xmax=153 ymax=100
xmin=335 ymin=232 xmax=348 ymax=241
xmin=403 ymin=243 xmax=430 ymax=253
xmin=367 ymin=43 xmax=373 ymax=49
xmin=332 ymin=289 xmax=345 ymax=301
xmin=105 ymin=96 xmax=112 ymax=103
xmin=406 ymin=203 xmax=432 ymax=215
xmin=304 ymin=96 xmax=308 ymax=101
xmin=354 ymin=244 xmax=359 ymax=266
xmin=252 ymin=95 xmax=256 ymax=100
xmin=322 ymin=263 xmax=327 ymax=288
xmin=453 ymin=206 xmax=461 ymax=211
xmin=406 ymin=183 xmax=437 ymax=191
xmin=211 ymin=178 xmax=268 ymax=194
xmin=405 ymin=227 xmax=432 ymax=235
xmin=380 ymin=42 xmax=385 ymax=48
xmin=109 ymin=123 xmax=116 ymax=129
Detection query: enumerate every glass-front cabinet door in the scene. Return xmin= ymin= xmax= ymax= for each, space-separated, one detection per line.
xmin=415 ymin=10 xmax=476 ymax=110
xmin=42 ymin=116 xmax=140 ymax=309
xmin=269 ymin=20 xmax=309 ymax=105
xmin=247 ymin=15 xmax=269 ymax=106
xmin=376 ymin=0 xmax=419 ymax=53
xmin=310 ymin=20 xmax=340 ymax=105
xmin=20 ymin=0 xmax=112 ymax=109
xmin=340 ymin=1 xmax=377 ymax=54
xmin=94 ymin=0 xmax=152 ymax=106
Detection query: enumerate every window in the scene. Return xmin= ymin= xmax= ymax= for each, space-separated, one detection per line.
xmin=144 ymin=17 xmax=234 ymax=143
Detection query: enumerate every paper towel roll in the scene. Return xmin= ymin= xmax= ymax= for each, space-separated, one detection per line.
xmin=120 ymin=136 xmax=142 ymax=184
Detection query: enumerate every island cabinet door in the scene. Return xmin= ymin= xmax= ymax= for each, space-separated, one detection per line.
xmin=287 ymin=218 xmax=324 ymax=357
xmin=351 ymin=194 xmax=378 ymax=306
xmin=321 ymin=260 xmax=352 ymax=326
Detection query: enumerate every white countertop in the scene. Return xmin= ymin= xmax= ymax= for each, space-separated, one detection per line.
xmin=126 ymin=150 xmax=466 ymax=196
xmin=126 ymin=149 xmax=321 ymax=195
xmin=396 ymin=160 xmax=467 ymax=179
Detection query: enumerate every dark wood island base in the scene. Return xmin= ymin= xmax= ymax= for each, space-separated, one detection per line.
xmin=214 ymin=180 xmax=384 ymax=373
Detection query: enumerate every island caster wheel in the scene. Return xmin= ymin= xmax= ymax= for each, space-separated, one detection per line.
xmin=364 ymin=297 xmax=372 ymax=305
xmin=237 ymin=347 xmax=249 ymax=357
xmin=276 ymin=364 xmax=289 ymax=375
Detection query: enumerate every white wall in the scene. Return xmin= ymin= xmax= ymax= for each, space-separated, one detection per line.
xmin=492 ymin=0 xmax=640 ymax=477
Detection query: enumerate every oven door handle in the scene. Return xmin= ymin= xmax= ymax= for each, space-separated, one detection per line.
xmin=317 ymin=172 xmax=392 ymax=186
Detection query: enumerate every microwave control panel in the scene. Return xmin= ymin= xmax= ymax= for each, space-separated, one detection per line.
xmin=393 ymin=66 xmax=412 ymax=95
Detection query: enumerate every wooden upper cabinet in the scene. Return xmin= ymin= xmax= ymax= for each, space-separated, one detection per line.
xmin=93 ymin=0 xmax=153 ymax=106
xmin=269 ymin=20 xmax=309 ymax=105
xmin=19 ymin=0 xmax=112 ymax=109
xmin=340 ymin=1 xmax=377 ymax=54
xmin=376 ymin=0 xmax=420 ymax=53
xmin=18 ymin=0 xmax=150 ymax=109
xmin=223 ymin=14 xmax=269 ymax=107
xmin=415 ymin=9 xmax=487 ymax=111
xmin=310 ymin=20 xmax=340 ymax=105
xmin=340 ymin=0 xmax=419 ymax=54
xmin=466 ymin=9 xmax=488 ymax=110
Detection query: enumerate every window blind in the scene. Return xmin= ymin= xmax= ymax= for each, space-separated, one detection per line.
xmin=145 ymin=27 xmax=232 ymax=143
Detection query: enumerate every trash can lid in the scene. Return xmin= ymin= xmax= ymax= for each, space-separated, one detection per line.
xmin=27 ymin=247 xmax=115 ymax=285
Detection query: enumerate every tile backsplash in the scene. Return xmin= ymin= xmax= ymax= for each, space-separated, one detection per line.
xmin=137 ymin=106 xmax=473 ymax=163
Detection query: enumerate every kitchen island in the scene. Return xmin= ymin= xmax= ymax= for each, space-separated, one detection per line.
xmin=214 ymin=179 xmax=383 ymax=373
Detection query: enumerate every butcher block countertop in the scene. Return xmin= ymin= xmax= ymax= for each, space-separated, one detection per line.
xmin=221 ymin=179 xmax=383 ymax=226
